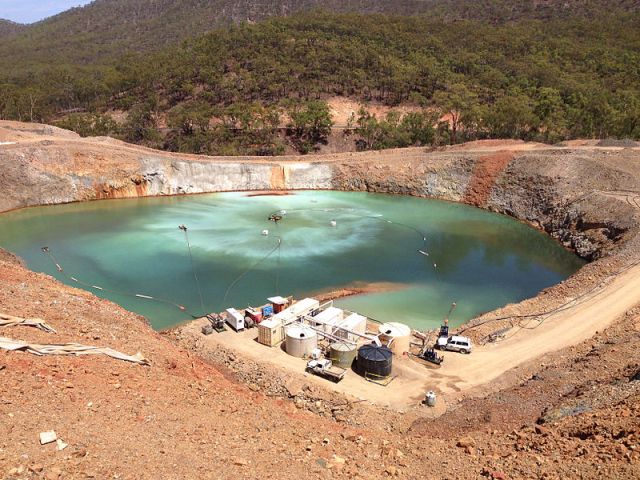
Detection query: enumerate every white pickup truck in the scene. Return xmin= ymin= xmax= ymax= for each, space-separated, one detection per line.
xmin=306 ymin=359 xmax=346 ymax=382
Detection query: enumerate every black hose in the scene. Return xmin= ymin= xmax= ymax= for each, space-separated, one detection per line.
xmin=181 ymin=227 xmax=206 ymax=317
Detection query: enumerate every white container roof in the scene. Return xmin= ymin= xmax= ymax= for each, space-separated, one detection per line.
xmin=226 ymin=308 xmax=244 ymax=320
xmin=259 ymin=318 xmax=282 ymax=329
xmin=267 ymin=296 xmax=288 ymax=304
xmin=342 ymin=313 xmax=367 ymax=330
xmin=286 ymin=326 xmax=317 ymax=339
xmin=379 ymin=322 xmax=411 ymax=337
xmin=313 ymin=307 xmax=344 ymax=323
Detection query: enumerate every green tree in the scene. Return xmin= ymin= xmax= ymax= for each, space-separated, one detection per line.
xmin=121 ymin=100 xmax=161 ymax=146
xmin=354 ymin=107 xmax=382 ymax=150
xmin=399 ymin=111 xmax=436 ymax=146
xmin=433 ymin=83 xmax=479 ymax=144
xmin=286 ymin=100 xmax=334 ymax=154
xmin=534 ymin=87 xmax=568 ymax=143
xmin=354 ymin=108 xmax=435 ymax=150
xmin=54 ymin=113 xmax=118 ymax=137
xmin=610 ymin=90 xmax=640 ymax=139
xmin=167 ymin=101 xmax=214 ymax=136
xmin=485 ymin=92 xmax=539 ymax=139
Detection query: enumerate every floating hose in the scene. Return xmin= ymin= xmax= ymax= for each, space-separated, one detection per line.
xmin=179 ymin=224 xmax=206 ymax=317
xmin=222 ymin=237 xmax=282 ymax=305
xmin=40 ymin=247 xmax=199 ymax=318
xmin=275 ymin=237 xmax=281 ymax=296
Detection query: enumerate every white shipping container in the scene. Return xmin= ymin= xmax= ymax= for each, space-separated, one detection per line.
xmin=273 ymin=298 xmax=320 ymax=326
xmin=225 ymin=308 xmax=245 ymax=331
xmin=287 ymin=298 xmax=320 ymax=317
xmin=310 ymin=307 xmax=344 ymax=333
xmin=336 ymin=313 xmax=367 ymax=342
xmin=258 ymin=318 xmax=284 ymax=346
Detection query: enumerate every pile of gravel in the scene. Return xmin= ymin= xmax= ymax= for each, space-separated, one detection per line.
xmin=597 ymin=138 xmax=639 ymax=148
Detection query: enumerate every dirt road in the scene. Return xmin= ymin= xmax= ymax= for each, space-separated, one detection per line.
xmin=438 ymin=262 xmax=640 ymax=396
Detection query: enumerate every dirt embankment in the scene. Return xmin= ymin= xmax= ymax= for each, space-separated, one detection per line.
xmin=2 ymin=120 xmax=638 ymax=261
xmin=1 ymin=121 xmax=640 ymax=479
xmin=462 ymin=151 xmax=515 ymax=206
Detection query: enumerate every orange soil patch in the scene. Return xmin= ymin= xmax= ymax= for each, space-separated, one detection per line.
xmin=326 ymin=96 xmax=422 ymax=126
xmin=269 ymin=165 xmax=286 ymax=189
xmin=245 ymin=190 xmax=293 ymax=197
xmin=462 ymin=151 xmax=515 ymax=207
xmin=312 ymin=281 xmax=409 ymax=303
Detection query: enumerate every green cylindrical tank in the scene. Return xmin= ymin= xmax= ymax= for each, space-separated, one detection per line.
xmin=329 ymin=342 xmax=357 ymax=369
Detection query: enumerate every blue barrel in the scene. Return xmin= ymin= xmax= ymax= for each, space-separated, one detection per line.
xmin=262 ymin=305 xmax=274 ymax=317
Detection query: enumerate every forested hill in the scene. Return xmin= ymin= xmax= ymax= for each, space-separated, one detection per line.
xmin=0 ymin=19 xmax=25 ymax=39
xmin=1 ymin=0 xmax=639 ymax=69
xmin=1 ymin=7 xmax=639 ymax=155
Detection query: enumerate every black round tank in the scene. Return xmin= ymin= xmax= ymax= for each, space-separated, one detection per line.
xmin=356 ymin=343 xmax=392 ymax=378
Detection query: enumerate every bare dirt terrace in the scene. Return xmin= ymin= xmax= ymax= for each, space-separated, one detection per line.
xmin=0 ymin=121 xmax=639 ymax=479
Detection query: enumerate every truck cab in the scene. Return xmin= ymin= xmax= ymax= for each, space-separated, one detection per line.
xmin=436 ymin=324 xmax=449 ymax=349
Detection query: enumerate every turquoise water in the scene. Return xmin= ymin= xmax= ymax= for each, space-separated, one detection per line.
xmin=0 ymin=191 xmax=585 ymax=330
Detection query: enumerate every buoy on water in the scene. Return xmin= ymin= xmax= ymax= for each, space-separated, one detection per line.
xmin=261 ymin=229 xmax=269 ymax=236
xmin=330 ymin=220 xmax=337 ymax=227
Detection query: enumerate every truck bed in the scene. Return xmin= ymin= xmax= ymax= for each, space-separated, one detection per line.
xmin=308 ymin=364 xmax=346 ymax=382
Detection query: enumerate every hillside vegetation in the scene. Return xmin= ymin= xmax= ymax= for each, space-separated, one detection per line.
xmin=1 ymin=0 xmax=639 ymax=69
xmin=1 ymin=5 xmax=639 ymax=155
xmin=0 ymin=19 xmax=25 ymax=38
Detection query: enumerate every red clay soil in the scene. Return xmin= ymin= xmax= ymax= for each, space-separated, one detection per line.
xmin=462 ymin=151 xmax=515 ymax=207
xmin=245 ymin=190 xmax=294 ymax=197
xmin=0 ymin=249 xmax=482 ymax=480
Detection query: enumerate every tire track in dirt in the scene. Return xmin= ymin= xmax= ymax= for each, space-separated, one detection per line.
xmin=462 ymin=151 xmax=515 ymax=207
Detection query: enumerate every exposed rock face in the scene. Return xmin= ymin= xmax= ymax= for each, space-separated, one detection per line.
xmin=140 ymin=157 xmax=276 ymax=195
xmin=136 ymin=158 xmax=335 ymax=195
xmin=1 ymin=121 xmax=639 ymax=263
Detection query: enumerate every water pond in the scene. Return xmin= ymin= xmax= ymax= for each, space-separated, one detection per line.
xmin=0 ymin=191 xmax=585 ymax=330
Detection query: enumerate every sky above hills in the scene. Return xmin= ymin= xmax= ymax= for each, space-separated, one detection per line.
xmin=0 ymin=0 xmax=91 ymax=24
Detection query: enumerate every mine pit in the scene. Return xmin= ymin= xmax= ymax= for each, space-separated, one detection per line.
xmin=1 ymin=122 xmax=639 ymax=478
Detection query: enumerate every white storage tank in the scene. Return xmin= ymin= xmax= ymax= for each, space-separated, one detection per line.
xmin=378 ymin=322 xmax=411 ymax=355
xmin=285 ymin=326 xmax=318 ymax=358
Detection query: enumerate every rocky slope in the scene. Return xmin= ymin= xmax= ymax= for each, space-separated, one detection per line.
xmin=1 ymin=122 xmax=638 ymax=260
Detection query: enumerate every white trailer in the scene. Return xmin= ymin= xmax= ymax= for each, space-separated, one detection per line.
xmin=225 ymin=308 xmax=245 ymax=331
xmin=335 ymin=313 xmax=367 ymax=342
xmin=310 ymin=306 xmax=344 ymax=333
xmin=273 ymin=297 xmax=320 ymax=326
xmin=286 ymin=298 xmax=320 ymax=317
